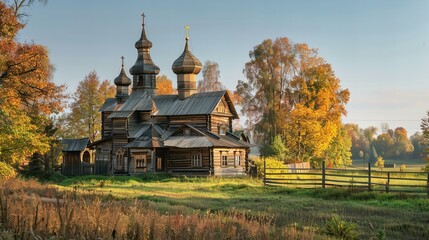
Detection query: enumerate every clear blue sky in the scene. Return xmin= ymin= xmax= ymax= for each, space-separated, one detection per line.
xmin=18 ymin=0 xmax=429 ymax=136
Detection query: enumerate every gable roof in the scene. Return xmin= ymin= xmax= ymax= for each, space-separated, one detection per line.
xmin=99 ymin=91 xmax=239 ymax=120
xmin=62 ymin=138 xmax=90 ymax=152
xmin=153 ymin=91 xmax=238 ymax=118
xmin=125 ymin=123 xmax=164 ymax=148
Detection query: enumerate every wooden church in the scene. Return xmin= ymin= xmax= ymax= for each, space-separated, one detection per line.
xmin=62 ymin=14 xmax=251 ymax=176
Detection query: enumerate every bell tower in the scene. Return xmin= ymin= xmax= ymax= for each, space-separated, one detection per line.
xmin=129 ymin=13 xmax=160 ymax=96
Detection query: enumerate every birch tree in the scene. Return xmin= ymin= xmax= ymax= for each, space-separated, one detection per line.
xmin=237 ymin=37 xmax=350 ymax=165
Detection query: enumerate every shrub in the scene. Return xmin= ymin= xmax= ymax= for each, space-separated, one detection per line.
xmin=253 ymin=157 xmax=285 ymax=178
xmin=374 ymin=156 xmax=384 ymax=171
xmin=0 ymin=161 xmax=16 ymax=180
xmin=48 ymin=172 xmax=67 ymax=183
xmin=323 ymin=215 xmax=359 ymax=240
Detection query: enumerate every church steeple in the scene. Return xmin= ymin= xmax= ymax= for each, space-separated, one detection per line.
xmin=114 ymin=56 xmax=131 ymax=104
xmin=172 ymin=25 xmax=202 ymax=100
xmin=129 ymin=13 xmax=160 ymax=96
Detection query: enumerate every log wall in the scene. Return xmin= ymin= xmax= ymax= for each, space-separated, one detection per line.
xmin=167 ymin=148 xmax=210 ymax=170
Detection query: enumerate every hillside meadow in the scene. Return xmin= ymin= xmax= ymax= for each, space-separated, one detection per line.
xmin=1 ymin=175 xmax=428 ymax=239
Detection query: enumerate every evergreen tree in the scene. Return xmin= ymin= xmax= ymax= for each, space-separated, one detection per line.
xmin=369 ymin=145 xmax=378 ymax=163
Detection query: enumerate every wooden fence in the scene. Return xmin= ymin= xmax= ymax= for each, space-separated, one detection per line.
xmin=263 ymin=161 xmax=429 ymax=196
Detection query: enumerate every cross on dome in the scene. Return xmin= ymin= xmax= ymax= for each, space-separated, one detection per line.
xmin=141 ymin=13 xmax=146 ymax=25
xmin=185 ymin=25 xmax=190 ymax=40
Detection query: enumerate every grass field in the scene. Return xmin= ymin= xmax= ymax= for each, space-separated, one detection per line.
xmin=1 ymin=175 xmax=428 ymax=239
xmin=352 ymin=158 xmax=427 ymax=171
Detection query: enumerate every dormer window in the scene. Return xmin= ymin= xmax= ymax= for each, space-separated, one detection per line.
xmin=218 ymin=124 xmax=228 ymax=135
xmin=183 ymin=128 xmax=191 ymax=136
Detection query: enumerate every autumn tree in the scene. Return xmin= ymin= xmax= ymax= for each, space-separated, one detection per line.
xmin=156 ymin=75 xmax=174 ymax=94
xmin=326 ymin=126 xmax=352 ymax=167
xmin=372 ymin=127 xmax=413 ymax=159
xmin=363 ymin=126 xmax=378 ymax=143
xmin=237 ymin=37 xmax=350 ymax=165
xmin=63 ymin=71 xmax=115 ymax=142
xmin=420 ymin=112 xmax=429 ymax=170
xmin=344 ymin=123 xmax=369 ymax=159
xmin=410 ymin=132 xmax=425 ymax=158
xmin=0 ymin=0 xmax=66 ymax=166
xmin=197 ymin=60 xmax=225 ymax=92
xmin=373 ymin=133 xmax=394 ymax=158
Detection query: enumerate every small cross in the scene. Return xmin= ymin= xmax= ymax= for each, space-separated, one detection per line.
xmin=121 ymin=56 xmax=125 ymax=67
xmin=185 ymin=25 xmax=190 ymax=39
xmin=141 ymin=13 xmax=146 ymax=25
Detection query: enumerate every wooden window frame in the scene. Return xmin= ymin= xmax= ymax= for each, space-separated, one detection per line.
xmin=156 ymin=157 xmax=162 ymax=170
xmin=191 ymin=151 xmax=202 ymax=167
xmin=116 ymin=149 xmax=125 ymax=169
xmin=135 ymin=154 xmax=146 ymax=169
xmin=221 ymin=152 xmax=228 ymax=167
xmin=234 ymin=152 xmax=241 ymax=167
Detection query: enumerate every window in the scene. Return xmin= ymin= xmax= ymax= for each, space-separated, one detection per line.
xmin=156 ymin=157 xmax=162 ymax=170
xmin=218 ymin=123 xmax=228 ymax=135
xmin=219 ymin=127 xmax=226 ymax=135
xmin=116 ymin=149 xmax=125 ymax=169
xmin=83 ymin=151 xmax=91 ymax=163
xmin=234 ymin=152 xmax=241 ymax=167
xmin=191 ymin=152 xmax=202 ymax=167
xmin=221 ymin=152 xmax=228 ymax=167
xmin=183 ymin=128 xmax=191 ymax=136
xmin=135 ymin=155 xmax=146 ymax=168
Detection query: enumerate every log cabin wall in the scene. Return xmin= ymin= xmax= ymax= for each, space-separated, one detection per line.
xmin=153 ymin=116 xmax=168 ymax=129
xmin=111 ymin=118 xmax=129 ymax=173
xmin=209 ymin=114 xmax=231 ymax=134
xmin=167 ymin=148 xmax=210 ymax=171
xmin=128 ymin=112 xmax=139 ymax=133
xmin=212 ymin=148 xmax=247 ymax=176
xmin=102 ymin=112 xmax=112 ymax=138
xmin=167 ymin=115 xmax=208 ymax=132
xmin=94 ymin=141 xmax=112 ymax=175
xmin=138 ymin=111 xmax=152 ymax=122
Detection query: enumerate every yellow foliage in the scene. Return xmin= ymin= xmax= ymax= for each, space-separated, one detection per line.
xmin=253 ymin=157 xmax=286 ymax=178
xmin=0 ymin=2 xmax=66 ymax=165
xmin=157 ymin=75 xmax=174 ymax=94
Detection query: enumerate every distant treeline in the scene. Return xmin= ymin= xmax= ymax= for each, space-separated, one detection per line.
xmin=344 ymin=124 xmax=424 ymax=161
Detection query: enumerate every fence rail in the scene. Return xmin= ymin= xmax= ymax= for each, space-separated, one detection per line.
xmin=263 ymin=161 xmax=429 ymax=196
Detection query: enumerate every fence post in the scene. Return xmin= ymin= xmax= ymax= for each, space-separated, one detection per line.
xmin=322 ymin=161 xmax=326 ymax=189
xmin=368 ymin=162 xmax=372 ymax=191
xmin=386 ymin=172 xmax=390 ymax=193
xmin=427 ymin=173 xmax=429 ymax=198
xmin=263 ymin=157 xmax=266 ymax=186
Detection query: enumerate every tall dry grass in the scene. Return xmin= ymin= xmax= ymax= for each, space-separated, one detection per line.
xmin=0 ymin=178 xmax=318 ymax=239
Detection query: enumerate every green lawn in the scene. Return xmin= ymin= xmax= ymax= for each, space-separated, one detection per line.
xmin=57 ymin=175 xmax=429 ymax=240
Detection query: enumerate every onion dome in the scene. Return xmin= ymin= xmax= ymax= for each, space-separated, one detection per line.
xmin=114 ymin=56 xmax=132 ymax=86
xmin=130 ymin=13 xmax=160 ymax=75
xmin=172 ymin=28 xmax=202 ymax=74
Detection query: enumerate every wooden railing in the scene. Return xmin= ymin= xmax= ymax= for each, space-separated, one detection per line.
xmin=263 ymin=161 xmax=429 ymax=196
